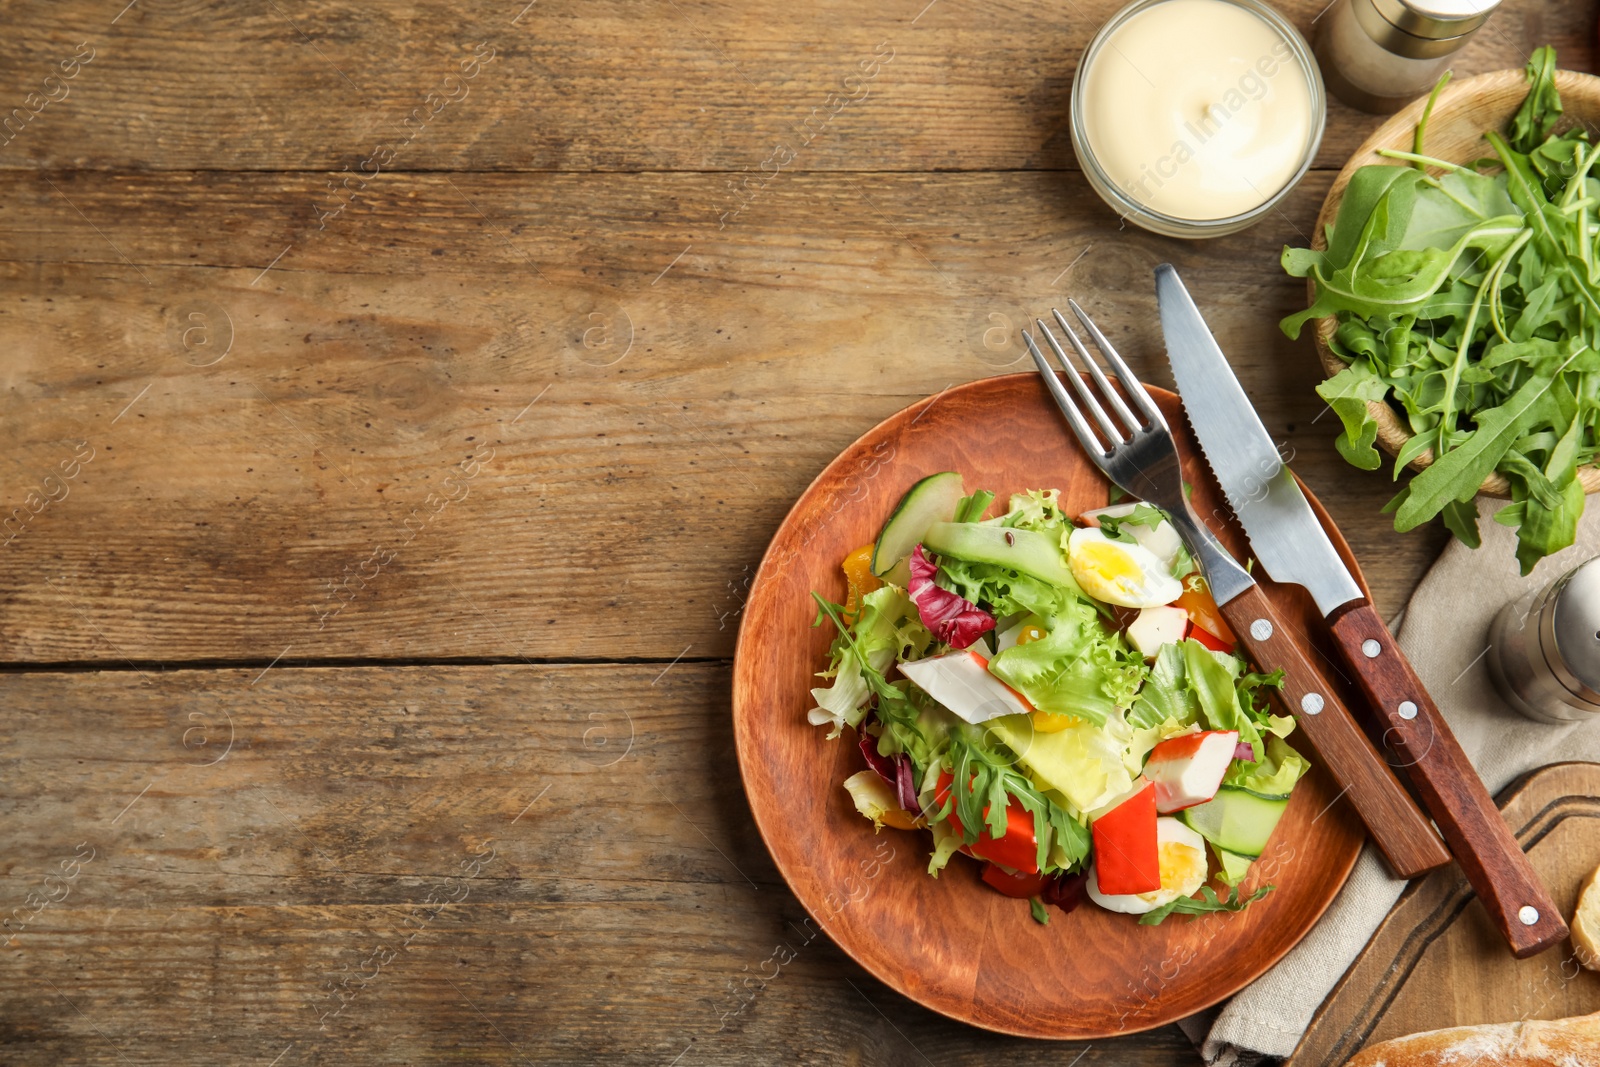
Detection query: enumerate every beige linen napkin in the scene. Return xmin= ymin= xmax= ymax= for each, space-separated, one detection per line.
xmin=1202 ymin=495 xmax=1600 ymax=1064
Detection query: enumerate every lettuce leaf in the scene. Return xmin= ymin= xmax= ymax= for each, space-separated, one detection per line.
xmin=985 ymin=714 xmax=1136 ymax=816
xmin=808 ymin=587 xmax=925 ymax=740
xmin=1224 ymin=736 xmax=1310 ymax=797
xmin=936 ymin=556 xmax=1083 ymax=620
xmin=1128 ymin=642 xmax=1201 ymax=728
xmin=1183 ymin=639 xmax=1264 ymax=760
xmin=992 ymin=488 xmax=1068 ymax=533
xmin=986 ymin=604 xmax=1147 ymax=726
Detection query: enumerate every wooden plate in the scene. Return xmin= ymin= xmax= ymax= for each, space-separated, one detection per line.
xmin=731 ymin=374 xmax=1367 ymax=1039
xmin=1308 ymin=67 xmax=1600 ymax=496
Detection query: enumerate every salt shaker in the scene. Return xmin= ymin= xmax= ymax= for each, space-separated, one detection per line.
xmin=1488 ymin=556 xmax=1600 ymax=724
xmin=1314 ymin=0 xmax=1502 ymax=113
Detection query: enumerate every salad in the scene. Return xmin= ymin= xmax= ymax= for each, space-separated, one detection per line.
xmin=809 ymin=472 xmax=1309 ymax=925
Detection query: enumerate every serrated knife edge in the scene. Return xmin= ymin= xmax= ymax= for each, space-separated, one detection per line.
xmin=1155 ymin=264 xmax=1363 ymax=616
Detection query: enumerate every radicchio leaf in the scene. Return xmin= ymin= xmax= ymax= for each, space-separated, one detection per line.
xmin=858 ymin=714 xmax=920 ymax=815
xmin=894 ymin=757 xmax=918 ymax=814
xmin=1041 ymin=870 xmax=1088 ymax=916
xmin=1233 ymin=741 xmax=1257 ymax=762
xmin=907 ymin=545 xmax=994 ymax=649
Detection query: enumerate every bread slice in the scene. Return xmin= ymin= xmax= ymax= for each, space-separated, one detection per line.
xmin=1344 ymin=1013 xmax=1600 ymax=1066
xmin=1572 ymin=864 xmax=1600 ymax=971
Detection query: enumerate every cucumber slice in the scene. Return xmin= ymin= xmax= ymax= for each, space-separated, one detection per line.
xmin=871 ymin=472 xmax=965 ymax=576
xmin=921 ymin=522 xmax=1078 ymax=590
xmin=1214 ymin=846 xmax=1254 ymax=887
xmin=1179 ymin=787 xmax=1289 ymax=859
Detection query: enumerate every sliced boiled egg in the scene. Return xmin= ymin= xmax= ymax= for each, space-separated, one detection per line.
xmin=1079 ymin=503 xmax=1185 ymax=571
xmin=1066 ymin=526 xmax=1183 ymax=609
xmin=1087 ymin=817 xmax=1209 ymax=915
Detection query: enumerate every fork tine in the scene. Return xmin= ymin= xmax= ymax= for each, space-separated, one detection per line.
xmin=1050 ymin=307 xmax=1141 ymax=436
xmin=1035 ymin=316 xmax=1124 ymax=448
xmin=1068 ymin=299 xmax=1169 ymax=432
xmin=1023 ymin=330 xmax=1108 ymax=459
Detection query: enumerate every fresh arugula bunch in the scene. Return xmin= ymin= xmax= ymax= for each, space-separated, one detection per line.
xmin=1281 ymin=47 xmax=1599 ymax=573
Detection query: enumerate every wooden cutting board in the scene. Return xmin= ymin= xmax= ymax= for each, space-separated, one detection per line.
xmin=1290 ymin=762 xmax=1600 ymax=1067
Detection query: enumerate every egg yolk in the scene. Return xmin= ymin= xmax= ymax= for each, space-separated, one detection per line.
xmin=1074 ymin=540 xmax=1146 ymax=589
xmin=1154 ymin=840 xmax=1206 ymax=894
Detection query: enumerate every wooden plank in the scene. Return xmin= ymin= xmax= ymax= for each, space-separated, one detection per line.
xmin=1290 ymin=763 xmax=1600 ymax=1067
xmin=0 ymin=169 xmax=1446 ymax=663
xmin=0 ymin=0 xmax=1588 ymax=174
xmin=0 ymin=661 xmax=1194 ymax=1064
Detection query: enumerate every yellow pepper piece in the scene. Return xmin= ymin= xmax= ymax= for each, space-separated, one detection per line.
xmin=880 ymin=809 xmax=922 ymax=831
xmin=841 ymin=543 xmax=883 ymax=624
xmin=1030 ymin=710 xmax=1082 ymax=733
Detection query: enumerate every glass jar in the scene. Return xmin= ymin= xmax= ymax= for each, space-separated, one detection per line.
xmin=1070 ymin=0 xmax=1326 ymax=239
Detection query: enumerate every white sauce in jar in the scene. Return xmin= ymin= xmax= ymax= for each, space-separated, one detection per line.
xmin=1079 ymin=0 xmax=1315 ymax=220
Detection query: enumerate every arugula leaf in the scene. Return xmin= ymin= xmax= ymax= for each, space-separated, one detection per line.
xmin=1137 ymin=884 xmax=1275 ymax=926
xmin=1284 ymin=45 xmax=1600 ymax=570
xmin=1029 ymin=897 xmax=1050 ymax=925
xmin=1509 ymin=46 xmax=1563 ymax=154
xmin=1441 ymin=498 xmax=1482 ymax=548
xmin=940 ymin=730 xmax=1091 ymax=874
xmin=1393 ymin=370 xmax=1561 ymax=531
xmin=1315 ymin=363 xmax=1388 ymax=470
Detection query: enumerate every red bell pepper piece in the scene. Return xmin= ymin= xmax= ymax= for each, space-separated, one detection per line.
xmin=1185 ymin=621 xmax=1234 ymax=654
xmin=935 ymin=771 xmax=1039 ymax=874
xmin=1091 ymin=778 xmax=1160 ymax=894
xmin=980 ymin=862 xmax=1051 ymax=899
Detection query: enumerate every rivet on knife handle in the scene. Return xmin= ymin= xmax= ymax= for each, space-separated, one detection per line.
xmin=1220 ymin=585 xmax=1451 ymax=879
xmin=1328 ymin=602 xmax=1568 ymax=958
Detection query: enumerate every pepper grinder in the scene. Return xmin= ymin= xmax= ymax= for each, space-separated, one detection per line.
xmin=1489 ymin=556 xmax=1600 ymax=724
xmin=1314 ymin=0 xmax=1502 ymax=113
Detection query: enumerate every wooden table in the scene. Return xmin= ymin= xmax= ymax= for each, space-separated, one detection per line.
xmin=0 ymin=2 xmax=1593 ymax=1063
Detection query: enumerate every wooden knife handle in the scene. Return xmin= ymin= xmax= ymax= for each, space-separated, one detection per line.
xmin=1221 ymin=585 xmax=1450 ymax=879
xmin=1328 ymin=601 xmax=1568 ymax=958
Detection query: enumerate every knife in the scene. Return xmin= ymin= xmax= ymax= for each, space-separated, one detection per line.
xmin=1157 ymin=262 xmax=1567 ymax=958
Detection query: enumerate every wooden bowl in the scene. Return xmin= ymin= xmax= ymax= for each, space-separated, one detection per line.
xmin=1310 ymin=67 xmax=1600 ymax=496
xmin=732 ymin=374 xmax=1367 ymax=1039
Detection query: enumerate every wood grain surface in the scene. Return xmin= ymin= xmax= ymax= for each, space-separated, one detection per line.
xmin=1290 ymin=762 xmax=1600 ymax=1067
xmin=0 ymin=0 xmax=1591 ymax=1061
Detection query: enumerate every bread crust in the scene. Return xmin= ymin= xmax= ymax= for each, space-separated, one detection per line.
xmin=1344 ymin=1012 xmax=1600 ymax=1067
xmin=1572 ymin=865 xmax=1600 ymax=972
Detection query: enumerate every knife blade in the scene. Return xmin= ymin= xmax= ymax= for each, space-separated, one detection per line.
xmin=1158 ymin=262 xmax=1567 ymax=958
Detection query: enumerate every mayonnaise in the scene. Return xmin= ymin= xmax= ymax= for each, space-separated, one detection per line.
xmin=1078 ymin=0 xmax=1315 ymax=221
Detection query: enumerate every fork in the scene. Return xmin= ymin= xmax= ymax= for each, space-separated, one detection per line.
xmin=1025 ymin=304 xmax=1450 ymax=879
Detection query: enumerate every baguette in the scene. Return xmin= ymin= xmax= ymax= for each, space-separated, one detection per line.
xmin=1572 ymin=863 xmax=1600 ymax=971
xmin=1344 ymin=1012 xmax=1600 ymax=1067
